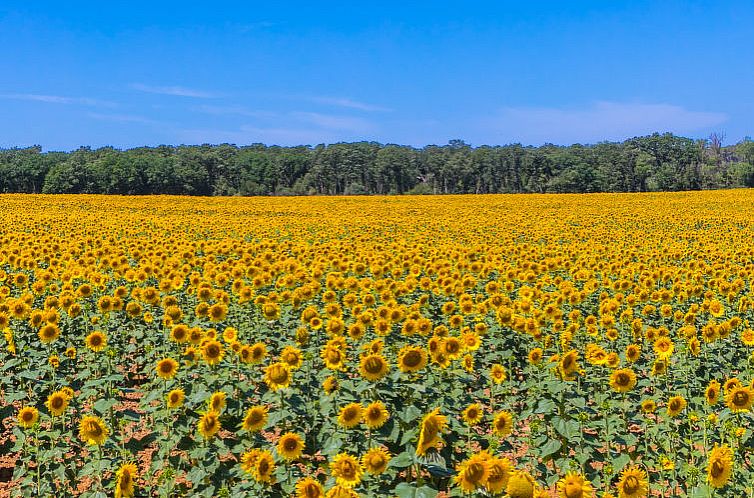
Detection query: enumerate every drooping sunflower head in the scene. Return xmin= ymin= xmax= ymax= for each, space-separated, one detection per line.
xmin=208 ymin=391 xmax=227 ymax=413
xmin=277 ymin=432 xmax=305 ymax=461
xmin=197 ymin=411 xmax=221 ymax=440
xmin=362 ymin=447 xmax=391 ymax=475
xmin=242 ymin=405 xmax=268 ymax=432
xmin=506 ymin=470 xmax=536 ymax=498
xmin=115 ymin=462 xmax=138 ymax=498
xmin=707 ymin=444 xmax=733 ymax=488
xmin=706 ymin=380 xmax=721 ymax=405
xmin=485 ymin=457 xmax=513 ymax=494
xmin=416 ymin=408 xmax=448 ymax=456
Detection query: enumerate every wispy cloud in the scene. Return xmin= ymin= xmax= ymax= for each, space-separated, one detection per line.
xmin=484 ymin=101 xmax=728 ymax=144
xmin=86 ymin=112 xmax=158 ymax=125
xmin=0 ymin=93 xmax=115 ymax=107
xmin=310 ymin=96 xmax=392 ymax=112
xmin=192 ymin=105 xmax=278 ymax=118
xmin=131 ymin=83 xmax=219 ymax=98
xmin=292 ymin=112 xmax=373 ymax=131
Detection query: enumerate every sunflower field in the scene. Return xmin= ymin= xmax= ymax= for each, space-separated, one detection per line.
xmin=2 ymin=191 xmax=754 ymax=498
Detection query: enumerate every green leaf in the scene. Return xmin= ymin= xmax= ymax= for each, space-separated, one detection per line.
xmin=538 ymin=438 xmax=562 ymax=459
xmin=390 ymin=451 xmax=415 ymax=468
xmin=393 ymin=482 xmax=438 ymax=498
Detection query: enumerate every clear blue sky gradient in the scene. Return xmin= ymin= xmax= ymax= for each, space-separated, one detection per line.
xmin=1 ymin=1 xmax=751 ymax=150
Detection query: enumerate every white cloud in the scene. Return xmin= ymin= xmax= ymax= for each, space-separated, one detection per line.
xmin=192 ymin=105 xmax=278 ymax=118
xmin=86 ymin=112 xmax=158 ymax=124
xmin=292 ymin=112 xmax=373 ymax=132
xmin=310 ymin=96 xmax=392 ymax=112
xmin=484 ymin=101 xmax=728 ymax=144
xmin=0 ymin=93 xmax=115 ymax=107
xmin=130 ymin=83 xmax=219 ymax=98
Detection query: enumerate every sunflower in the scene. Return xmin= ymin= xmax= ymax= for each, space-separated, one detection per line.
xmin=17 ymin=406 xmax=39 ymax=429
xmin=250 ymin=342 xmax=267 ymax=363
xmin=462 ymin=403 xmax=484 ymax=426
xmin=38 ymin=323 xmax=60 ymax=344
xmin=454 ymin=452 xmax=490 ymax=492
xmin=490 ymin=364 xmax=507 ymax=384
xmin=359 ymin=353 xmax=390 ymax=382
xmin=253 ymin=450 xmax=276 ymax=484
xmin=528 ymin=347 xmax=543 ymax=365
xmin=242 ymin=405 xmax=268 ymax=432
xmin=486 ymin=457 xmax=513 ymax=494
xmin=362 ymin=447 xmax=391 ymax=475
xmin=640 ymin=399 xmax=656 ymax=414
xmin=46 ymin=390 xmax=69 ymax=417
xmin=397 ymin=345 xmax=427 ymax=373
xmin=666 ymin=395 xmax=687 ymax=417
xmin=616 ymin=465 xmax=648 ymax=498
xmin=338 ymin=403 xmax=363 ymax=429
xmin=201 ymin=339 xmax=224 ymax=366
xmin=264 ymin=362 xmax=292 ymax=390
xmin=707 ymin=444 xmax=733 ymax=488
xmin=277 ymin=432 xmax=305 ymax=461
xmin=557 ymin=471 xmax=594 ymax=498
xmin=492 ymin=410 xmax=514 ymax=437
xmin=363 ymin=401 xmax=390 ymax=429
xmin=79 ymin=415 xmax=108 ymax=445
xmin=653 ymin=337 xmax=674 ymax=360
xmin=198 ymin=411 xmax=221 ymax=439
xmin=506 ymin=470 xmax=536 ymax=498
xmin=295 ymin=476 xmax=325 ymax=498
xmin=323 ymin=375 xmax=339 ymax=395
xmin=166 ymin=389 xmax=185 ymax=409
xmin=321 ymin=346 xmax=347 ymax=371
xmin=725 ymin=385 xmax=754 ymax=412
xmin=706 ymin=380 xmax=721 ymax=405
xmin=330 ymin=453 xmax=363 ymax=488
xmin=325 ymin=485 xmax=359 ymax=498
xmin=609 ymin=368 xmax=637 ymax=393
xmin=416 ymin=408 xmax=448 ymax=456
xmin=155 ymin=358 xmax=179 ymax=380
xmin=240 ymin=448 xmax=261 ymax=474
xmin=558 ymin=350 xmax=580 ymax=381
xmin=114 ymin=462 xmax=138 ymax=498
xmin=85 ymin=330 xmax=107 ymax=352
xmin=208 ymin=391 xmax=227 ymax=413
xmin=625 ymin=344 xmax=641 ymax=363
xmin=281 ymin=345 xmax=303 ymax=369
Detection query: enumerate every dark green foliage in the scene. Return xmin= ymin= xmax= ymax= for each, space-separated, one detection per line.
xmin=2 ymin=133 xmax=752 ymax=196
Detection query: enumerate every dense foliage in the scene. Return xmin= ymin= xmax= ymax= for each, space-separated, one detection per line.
xmin=3 ymin=192 xmax=754 ymax=497
xmin=1 ymin=133 xmax=753 ymax=196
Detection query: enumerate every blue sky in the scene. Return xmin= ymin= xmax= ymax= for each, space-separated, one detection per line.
xmin=1 ymin=1 xmax=751 ymax=150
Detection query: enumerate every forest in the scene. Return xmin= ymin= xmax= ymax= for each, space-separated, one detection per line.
xmin=1 ymin=133 xmax=753 ymax=196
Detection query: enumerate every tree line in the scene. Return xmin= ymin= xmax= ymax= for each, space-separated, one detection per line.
xmin=1 ymin=133 xmax=753 ymax=196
